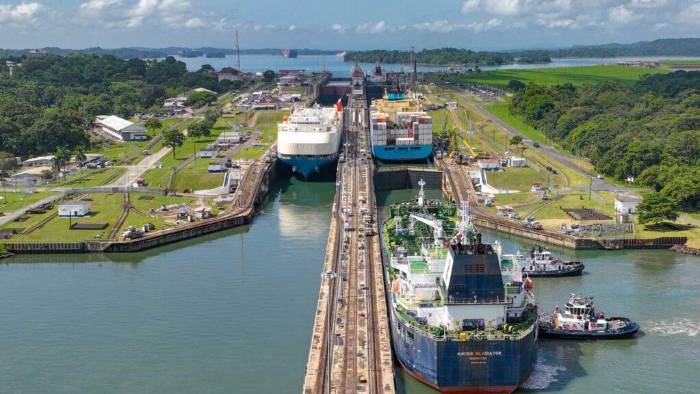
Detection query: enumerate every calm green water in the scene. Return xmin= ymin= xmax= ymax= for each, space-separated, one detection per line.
xmin=0 ymin=185 xmax=698 ymax=393
xmin=0 ymin=176 xmax=335 ymax=394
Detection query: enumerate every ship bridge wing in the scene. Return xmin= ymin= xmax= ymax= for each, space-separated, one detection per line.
xmin=445 ymin=246 xmax=505 ymax=304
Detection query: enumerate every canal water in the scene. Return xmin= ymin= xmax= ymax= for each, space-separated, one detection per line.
xmin=0 ymin=184 xmax=698 ymax=393
xmin=176 ymin=54 xmax=700 ymax=75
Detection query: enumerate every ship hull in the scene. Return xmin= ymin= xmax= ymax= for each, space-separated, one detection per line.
xmin=390 ymin=308 xmax=537 ymax=393
xmin=279 ymin=155 xmax=337 ymax=178
xmin=372 ymin=144 xmax=433 ymax=161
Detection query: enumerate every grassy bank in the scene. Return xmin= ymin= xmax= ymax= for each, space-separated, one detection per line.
xmin=445 ymin=65 xmax=667 ymax=88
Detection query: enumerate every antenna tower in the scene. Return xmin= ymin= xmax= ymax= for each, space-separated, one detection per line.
xmin=235 ymin=27 xmax=241 ymax=71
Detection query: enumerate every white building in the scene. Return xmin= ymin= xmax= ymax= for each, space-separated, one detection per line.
xmin=10 ymin=166 xmax=52 ymax=185
xmin=95 ymin=116 xmax=148 ymax=141
xmin=508 ymin=156 xmax=526 ymax=167
xmin=164 ymin=96 xmax=187 ymax=109
xmin=23 ymin=155 xmax=55 ymax=167
xmin=277 ymin=75 xmax=302 ymax=88
xmin=615 ymin=195 xmax=642 ymax=214
xmin=58 ymin=200 xmax=91 ymax=217
xmin=478 ymin=159 xmax=501 ymax=170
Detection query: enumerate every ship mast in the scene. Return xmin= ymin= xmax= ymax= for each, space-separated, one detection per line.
xmin=235 ymin=27 xmax=241 ymax=72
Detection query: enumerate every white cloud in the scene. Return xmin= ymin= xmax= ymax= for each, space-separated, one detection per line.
xmin=125 ymin=0 xmax=192 ymax=28
xmin=461 ymin=0 xmax=480 ymax=13
xmin=629 ymin=0 xmax=670 ymax=9
xmin=356 ymin=20 xmax=386 ymax=34
xmin=331 ymin=23 xmax=346 ymax=33
xmin=413 ymin=18 xmax=502 ymax=33
xmin=184 ymin=16 xmax=204 ymax=28
xmin=608 ymin=5 xmax=639 ymax=24
xmin=288 ymin=24 xmax=296 ymax=31
xmin=79 ymin=0 xmax=122 ymax=14
xmin=0 ymin=2 xmax=42 ymax=25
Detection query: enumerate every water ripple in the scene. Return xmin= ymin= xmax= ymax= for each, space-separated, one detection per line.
xmin=521 ymin=361 xmax=567 ymax=390
xmin=644 ymin=319 xmax=700 ymax=337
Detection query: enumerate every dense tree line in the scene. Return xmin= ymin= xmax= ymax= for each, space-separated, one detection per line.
xmin=509 ymin=72 xmax=700 ymax=213
xmin=345 ymin=48 xmax=551 ymax=66
xmin=547 ymin=38 xmax=700 ymax=58
xmin=0 ymin=54 xmax=232 ymax=158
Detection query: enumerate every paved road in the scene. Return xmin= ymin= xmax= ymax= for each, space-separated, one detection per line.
xmin=109 ymin=146 xmax=172 ymax=187
xmin=468 ymin=100 xmax=632 ymax=193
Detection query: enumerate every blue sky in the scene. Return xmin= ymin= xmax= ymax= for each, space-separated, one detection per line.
xmin=0 ymin=0 xmax=699 ymax=50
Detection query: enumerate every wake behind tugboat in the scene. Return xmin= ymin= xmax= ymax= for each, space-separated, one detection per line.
xmin=538 ymin=294 xmax=640 ymax=339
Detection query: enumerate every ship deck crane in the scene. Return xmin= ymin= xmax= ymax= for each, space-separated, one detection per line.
xmin=409 ymin=213 xmax=444 ymax=246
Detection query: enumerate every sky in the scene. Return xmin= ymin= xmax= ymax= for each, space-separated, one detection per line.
xmin=0 ymin=0 xmax=699 ymax=50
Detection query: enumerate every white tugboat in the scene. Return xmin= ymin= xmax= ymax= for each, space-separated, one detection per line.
xmin=520 ymin=247 xmax=584 ymax=277
xmin=538 ymin=294 xmax=639 ymax=339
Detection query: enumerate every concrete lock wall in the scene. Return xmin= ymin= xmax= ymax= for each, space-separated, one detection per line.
xmin=373 ymin=168 xmax=442 ymax=191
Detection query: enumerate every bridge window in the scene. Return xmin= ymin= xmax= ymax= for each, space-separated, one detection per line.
xmin=464 ymin=264 xmax=485 ymax=273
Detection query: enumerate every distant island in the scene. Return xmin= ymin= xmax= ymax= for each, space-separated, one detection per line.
xmin=344 ymin=48 xmax=551 ymax=66
xmin=0 ymin=47 xmax=339 ymax=60
xmin=345 ymin=38 xmax=700 ymax=66
xmin=546 ymin=37 xmax=700 ymax=58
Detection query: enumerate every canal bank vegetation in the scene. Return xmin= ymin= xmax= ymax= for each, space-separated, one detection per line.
xmin=432 ymin=65 xmax=668 ymax=89
xmin=346 ymin=48 xmax=551 ymax=67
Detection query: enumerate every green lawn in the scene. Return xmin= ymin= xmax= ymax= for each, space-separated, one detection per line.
xmin=636 ymin=220 xmax=700 ymax=248
xmin=484 ymin=102 xmax=551 ymax=147
xmin=7 ymin=193 xmax=125 ymax=242
xmin=447 ymin=65 xmax=668 ymax=88
xmin=0 ymin=191 xmax=55 ymax=214
xmin=54 ymin=167 xmax=125 ymax=188
xmin=255 ymin=110 xmax=287 ymax=144
xmin=1 ymin=193 xmax=203 ymax=242
xmin=513 ymin=191 xmax=616 ymax=221
xmin=123 ymin=194 xmax=197 ymax=232
xmin=233 ymin=145 xmax=267 ymax=160
xmin=487 ymin=167 xmax=545 ymax=192
xmin=143 ymin=117 xmax=233 ymax=188
xmin=171 ymin=157 xmax=225 ymax=191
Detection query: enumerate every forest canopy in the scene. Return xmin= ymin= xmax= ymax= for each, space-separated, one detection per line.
xmin=508 ymin=71 xmax=700 ymax=211
xmin=0 ymin=54 xmax=229 ymax=157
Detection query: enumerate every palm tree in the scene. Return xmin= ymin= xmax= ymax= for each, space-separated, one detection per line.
xmin=52 ymin=147 xmax=72 ymax=179
xmin=75 ymin=146 xmax=88 ymax=174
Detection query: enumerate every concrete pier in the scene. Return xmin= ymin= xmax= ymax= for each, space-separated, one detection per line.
xmin=303 ymin=100 xmax=394 ymax=394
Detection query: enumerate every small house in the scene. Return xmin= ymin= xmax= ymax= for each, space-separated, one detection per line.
xmin=23 ymin=155 xmax=55 ymax=168
xmin=58 ymin=200 xmax=91 ymax=217
xmin=10 ymin=166 xmax=51 ymax=185
xmin=615 ymin=195 xmax=642 ymax=214
xmin=208 ymin=164 xmax=225 ymax=173
xmin=508 ymin=156 xmax=526 ymax=167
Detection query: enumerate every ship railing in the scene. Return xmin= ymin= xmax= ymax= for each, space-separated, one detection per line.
xmin=395 ymin=302 xmax=538 ymax=341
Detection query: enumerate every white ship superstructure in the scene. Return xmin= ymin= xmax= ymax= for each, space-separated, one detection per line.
xmin=277 ymin=105 xmax=344 ymax=177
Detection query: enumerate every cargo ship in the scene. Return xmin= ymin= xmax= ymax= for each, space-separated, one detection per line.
xmin=383 ymin=184 xmax=538 ymax=393
xmin=276 ymin=103 xmax=343 ymax=178
xmin=282 ymin=48 xmax=298 ymax=58
xmin=369 ymin=88 xmax=433 ymax=161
